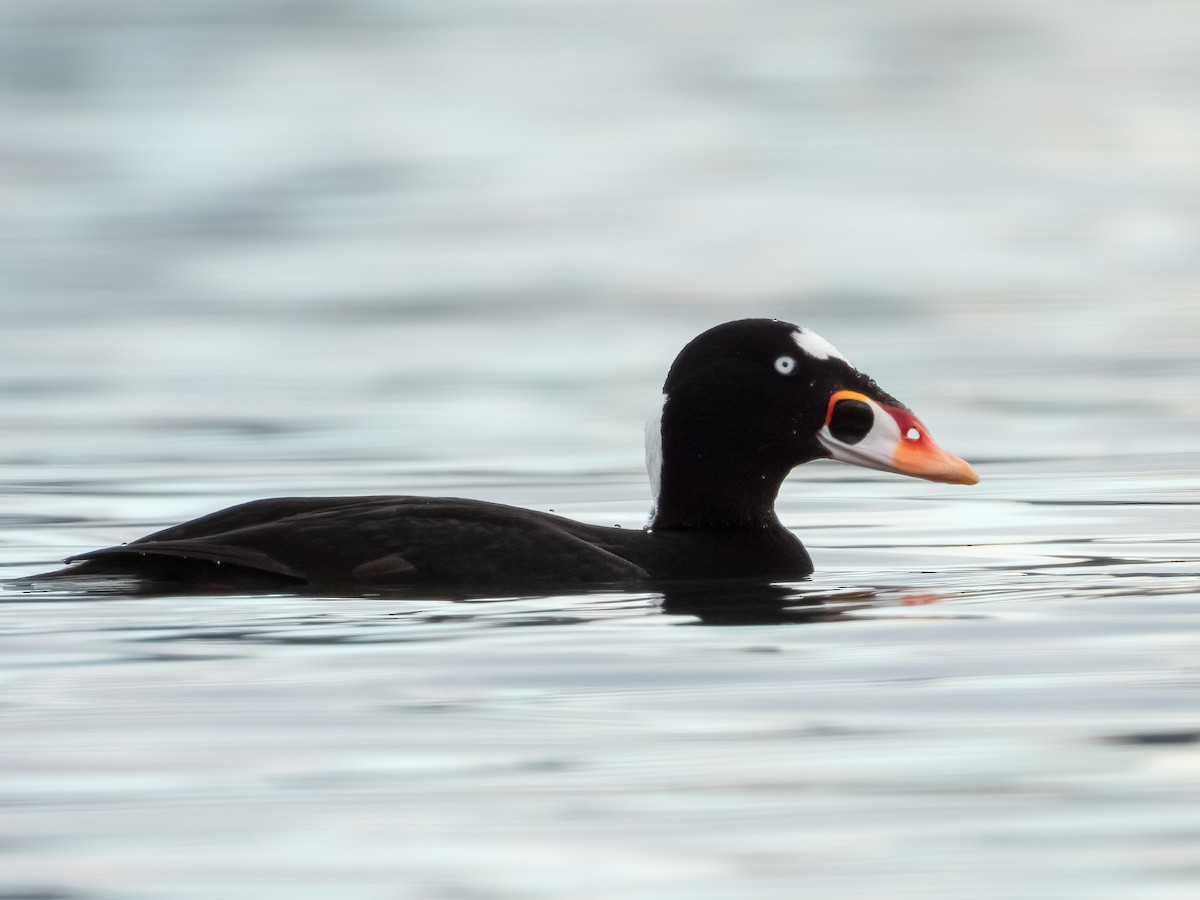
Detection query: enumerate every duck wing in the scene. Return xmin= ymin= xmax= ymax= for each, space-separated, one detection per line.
xmin=62 ymin=496 xmax=649 ymax=589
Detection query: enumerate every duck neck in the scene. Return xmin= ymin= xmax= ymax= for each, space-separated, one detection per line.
xmin=649 ymin=454 xmax=789 ymax=531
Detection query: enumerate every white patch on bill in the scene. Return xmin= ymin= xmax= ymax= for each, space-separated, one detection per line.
xmin=792 ymin=328 xmax=847 ymax=362
xmin=645 ymin=393 xmax=667 ymax=519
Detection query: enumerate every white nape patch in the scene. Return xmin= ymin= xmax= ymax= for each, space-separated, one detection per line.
xmin=792 ymin=328 xmax=847 ymax=363
xmin=645 ymin=393 xmax=667 ymax=517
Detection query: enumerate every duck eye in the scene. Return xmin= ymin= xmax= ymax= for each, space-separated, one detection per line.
xmin=774 ymin=355 xmax=796 ymax=375
xmin=828 ymin=398 xmax=873 ymax=445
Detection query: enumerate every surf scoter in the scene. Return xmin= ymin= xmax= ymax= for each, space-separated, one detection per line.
xmin=41 ymin=319 xmax=977 ymax=591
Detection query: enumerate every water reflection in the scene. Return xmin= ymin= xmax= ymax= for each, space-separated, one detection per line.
xmin=7 ymin=569 xmax=969 ymax=636
xmin=658 ymin=580 xmax=863 ymax=624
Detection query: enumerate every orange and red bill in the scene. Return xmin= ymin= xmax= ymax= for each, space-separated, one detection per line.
xmin=817 ymin=390 xmax=979 ymax=485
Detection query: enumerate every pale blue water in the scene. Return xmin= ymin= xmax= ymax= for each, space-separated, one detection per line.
xmin=3 ymin=2 xmax=1200 ymax=898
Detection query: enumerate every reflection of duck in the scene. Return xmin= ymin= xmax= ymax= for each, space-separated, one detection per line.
xmin=658 ymin=581 xmax=858 ymax=625
xmin=43 ymin=319 xmax=976 ymax=592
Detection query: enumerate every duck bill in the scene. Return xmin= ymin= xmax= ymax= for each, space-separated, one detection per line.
xmin=816 ymin=390 xmax=979 ymax=485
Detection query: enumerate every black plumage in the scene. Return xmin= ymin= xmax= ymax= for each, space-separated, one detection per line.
xmin=38 ymin=319 xmax=976 ymax=592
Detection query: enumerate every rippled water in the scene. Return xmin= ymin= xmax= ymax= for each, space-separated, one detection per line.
xmin=4 ymin=1 xmax=1200 ymax=898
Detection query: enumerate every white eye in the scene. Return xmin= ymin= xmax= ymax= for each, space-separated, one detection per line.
xmin=774 ymin=355 xmax=797 ymax=375
xmin=905 ymin=427 xmax=921 ymax=441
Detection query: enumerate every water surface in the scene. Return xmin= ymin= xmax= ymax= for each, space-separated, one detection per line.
xmin=3 ymin=1 xmax=1200 ymax=898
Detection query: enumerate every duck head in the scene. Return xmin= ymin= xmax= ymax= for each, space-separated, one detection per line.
xmin=646 ymin=318 xmax=977 ymax=529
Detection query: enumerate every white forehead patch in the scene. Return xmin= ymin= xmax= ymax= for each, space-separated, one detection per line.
xmin=792 ymin=328 xmax=847 ymax=363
